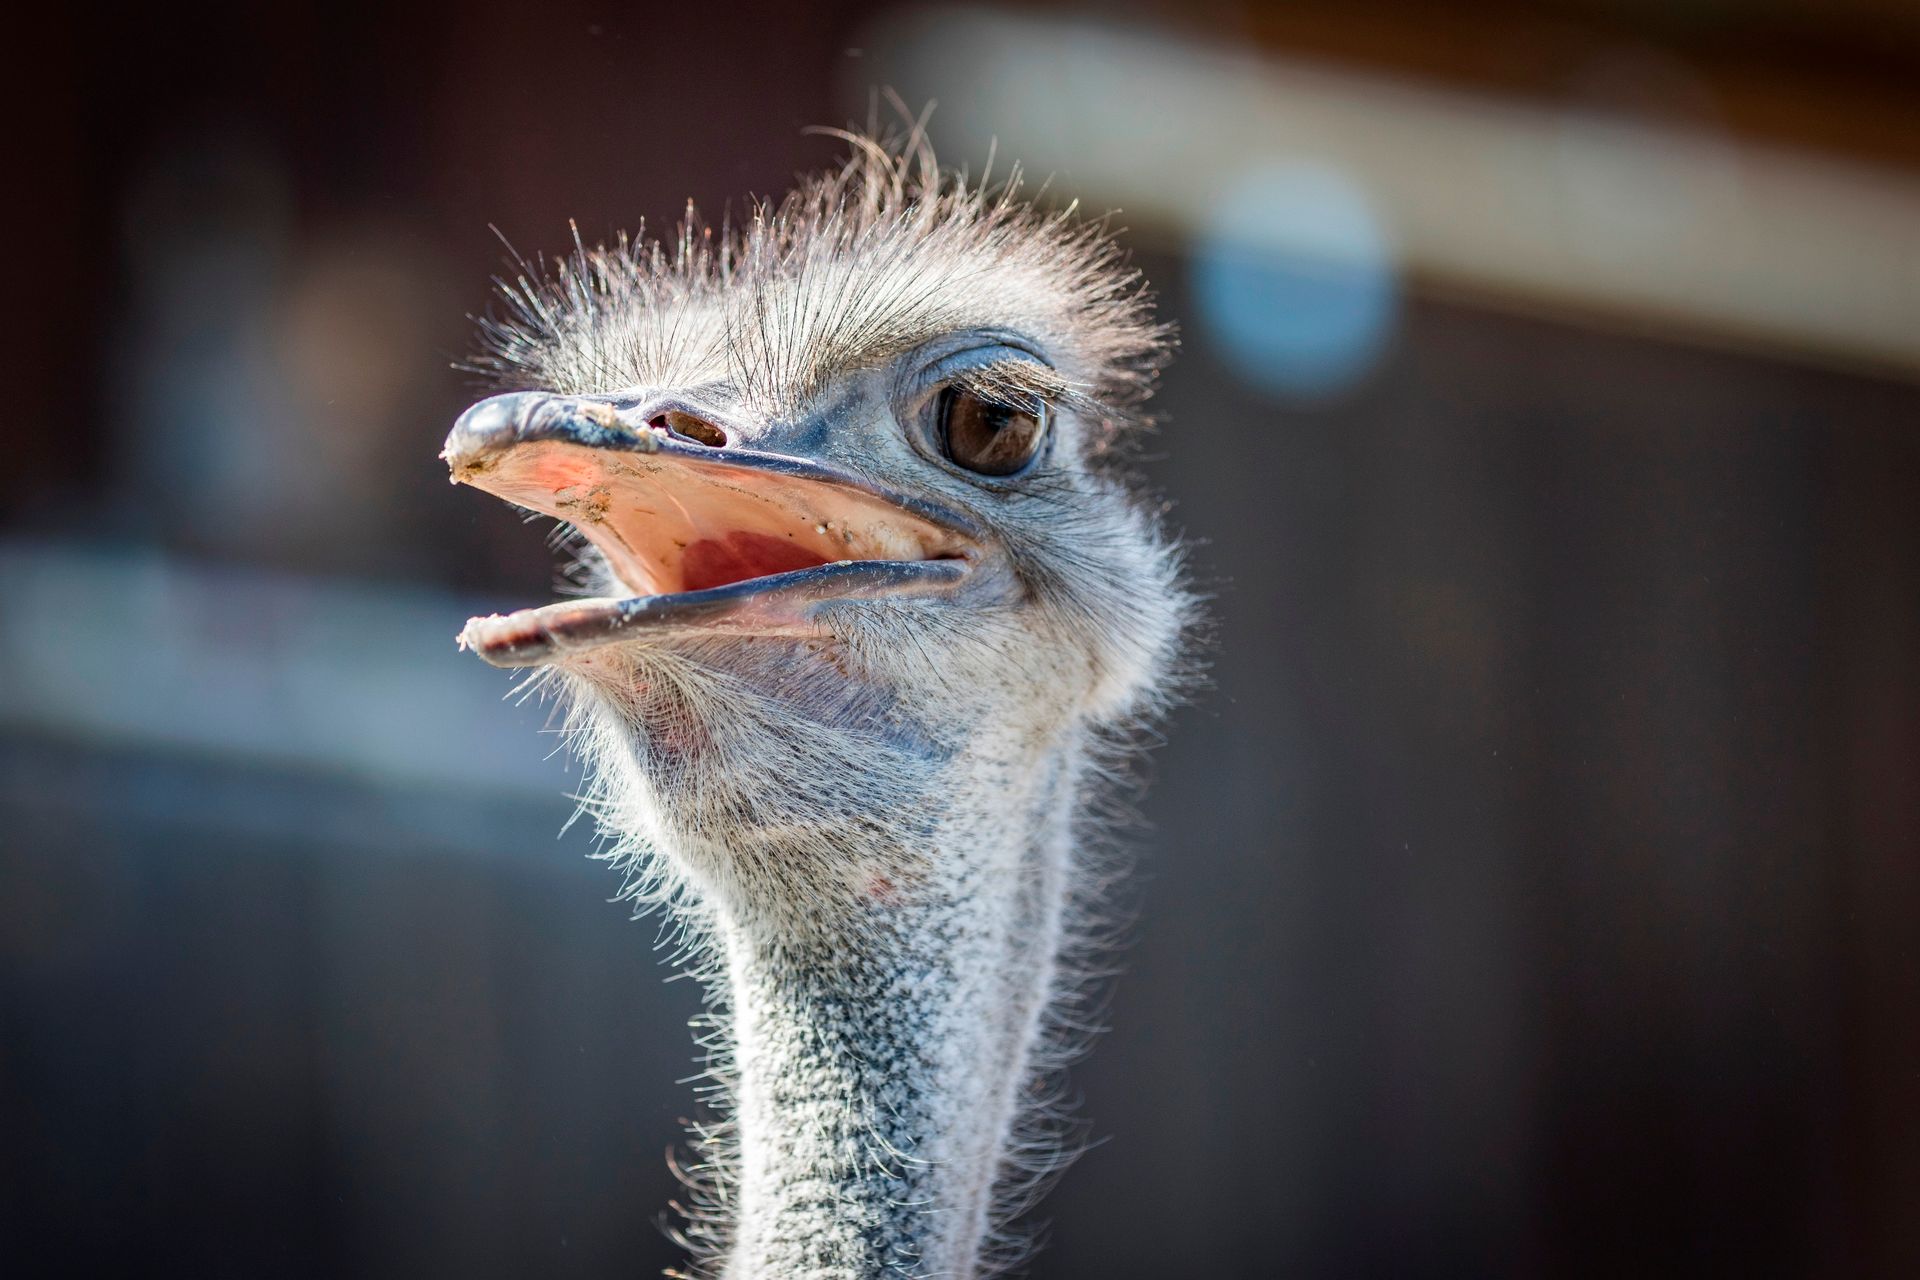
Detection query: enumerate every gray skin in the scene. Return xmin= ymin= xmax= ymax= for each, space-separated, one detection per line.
xmin=445 ymin=136 xmax=1190 ymax=1279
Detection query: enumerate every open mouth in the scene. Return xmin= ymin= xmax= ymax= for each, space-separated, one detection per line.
xmin=444 ymin=393 xmax=981 ymax=667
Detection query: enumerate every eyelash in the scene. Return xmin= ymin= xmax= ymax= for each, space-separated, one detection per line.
xmin=942 ymin=374 xmax=1044 ymax=413
xmin=921 ymin=352 xmax=1055 ymax=404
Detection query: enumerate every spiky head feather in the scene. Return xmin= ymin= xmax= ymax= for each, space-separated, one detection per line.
xmin=468 ymin=130 xmax=1170 ymax=440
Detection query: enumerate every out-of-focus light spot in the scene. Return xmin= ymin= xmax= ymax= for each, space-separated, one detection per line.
xmin=1190 ymin=162 xmax=1398 ymax=400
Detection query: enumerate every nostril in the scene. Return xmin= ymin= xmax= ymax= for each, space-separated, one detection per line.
xmin=652 ymin=411 xmax=728 ymax=448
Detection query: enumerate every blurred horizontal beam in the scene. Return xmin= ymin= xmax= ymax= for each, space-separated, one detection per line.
xmin=864 ymin=6 xmax=1920 ymax=377
xmin=0 ymin=539 xmax=571 ymax=803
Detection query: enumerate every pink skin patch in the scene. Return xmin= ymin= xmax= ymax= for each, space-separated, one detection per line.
xmin=681 ymin=532 xmax=833 ymax=593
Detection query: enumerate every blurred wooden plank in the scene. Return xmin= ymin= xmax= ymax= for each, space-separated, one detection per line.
xmin=865 ymin=6 xmax=1920 ymax=379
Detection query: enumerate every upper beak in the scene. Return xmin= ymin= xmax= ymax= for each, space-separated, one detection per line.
xmin=443 ymin=392 xmax=981 ymax=667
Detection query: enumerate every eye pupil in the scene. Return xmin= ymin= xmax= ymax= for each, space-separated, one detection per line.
xmin=939 ymin=388 xmax=1047 ymax=477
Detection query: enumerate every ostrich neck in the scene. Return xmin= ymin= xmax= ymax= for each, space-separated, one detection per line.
xmin=714 ymin=735 xmax=1079 ymax=1280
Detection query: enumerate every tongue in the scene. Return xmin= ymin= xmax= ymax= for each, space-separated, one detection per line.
xmin=679 ymin=532 xmax=834 ymax=593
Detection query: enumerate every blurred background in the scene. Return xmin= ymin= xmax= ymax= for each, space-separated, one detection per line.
xmin=4 ymin=1 xmax=1918 ymax=1276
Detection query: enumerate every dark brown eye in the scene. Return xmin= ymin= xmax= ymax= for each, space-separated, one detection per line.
xmin=938 ymin=388 xmax=1048 ymax=477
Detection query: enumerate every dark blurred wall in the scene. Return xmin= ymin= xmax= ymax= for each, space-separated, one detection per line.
xmin=5 ymin=3 xmax=1919 ymax=1278
xmin=1070 ymin=281 xmax=1920 ymax=1278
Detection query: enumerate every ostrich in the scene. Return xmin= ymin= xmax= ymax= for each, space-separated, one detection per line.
xmin=443 ymin=129 xmax=1190 ymax=1279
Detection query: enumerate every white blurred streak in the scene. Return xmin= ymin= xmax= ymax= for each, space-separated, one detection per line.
xmin=0 ymin=539 xmax=565 ymax=801
xmin=866 ymin=6 xmax=1920 ymax=375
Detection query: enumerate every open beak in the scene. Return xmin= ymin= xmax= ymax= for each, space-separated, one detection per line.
xmin=443 ymin=392 xmax=982 ymax=667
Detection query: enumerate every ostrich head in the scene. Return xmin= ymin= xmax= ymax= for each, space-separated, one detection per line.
xmin=445 ymin=131 xmax=1188 ymax=1278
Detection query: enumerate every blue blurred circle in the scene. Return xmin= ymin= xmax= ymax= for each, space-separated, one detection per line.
xmin=1190 ymin=162 xmax=1399 ymax=400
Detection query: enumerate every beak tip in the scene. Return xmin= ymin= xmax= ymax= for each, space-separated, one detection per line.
xmin=445 ymin=391 xmax=539 ymax=461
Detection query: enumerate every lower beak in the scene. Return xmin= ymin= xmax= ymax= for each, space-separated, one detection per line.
xmin=442 ymin=392 xmax=980 ymax=667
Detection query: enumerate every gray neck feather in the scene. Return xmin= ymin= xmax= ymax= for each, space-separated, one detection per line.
xmin=714 ymin=734 xmax=1077 ymax=1278
xmin=553 ymin=526 xmax=1178 ymax=1276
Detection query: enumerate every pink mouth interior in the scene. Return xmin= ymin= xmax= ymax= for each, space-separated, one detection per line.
xmin=680 ymin=532 xmax=831 ymax=592
xmin=452 ymin=439 xmax=955 ymax=596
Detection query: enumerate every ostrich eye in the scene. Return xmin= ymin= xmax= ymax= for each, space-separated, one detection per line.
xmin=938 ymin=387 xmax=1048 ymax=477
